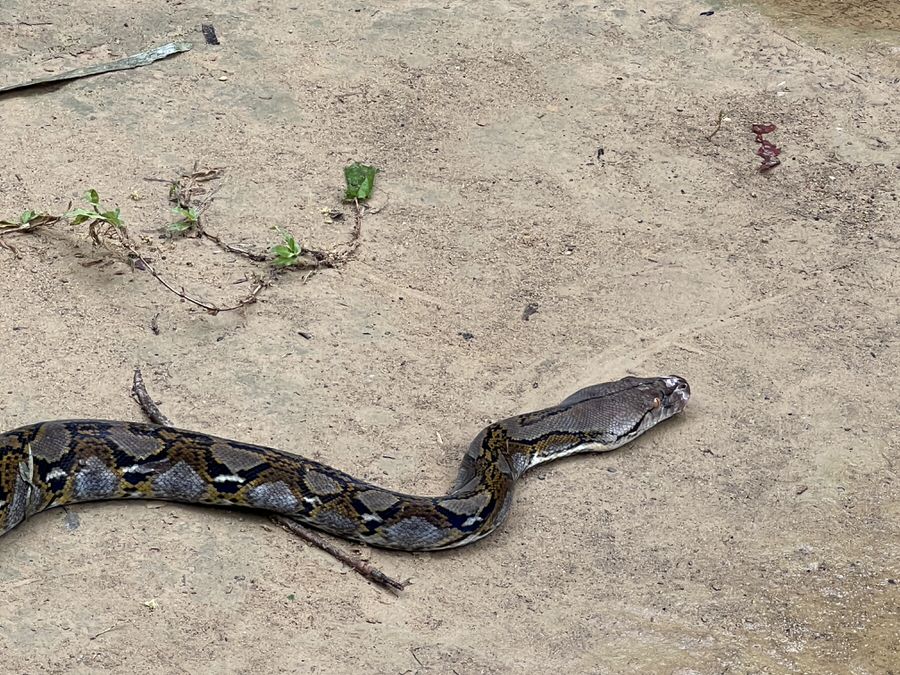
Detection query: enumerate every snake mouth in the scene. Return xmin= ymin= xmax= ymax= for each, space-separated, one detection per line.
xmin=662 ymin=375 xmax=691 ymax=413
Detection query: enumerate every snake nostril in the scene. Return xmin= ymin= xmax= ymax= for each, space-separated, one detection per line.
xmin=665 ymin=376 xmax=691 ymax=403
xmin=665 ymin=376 xmax=689 ymax=392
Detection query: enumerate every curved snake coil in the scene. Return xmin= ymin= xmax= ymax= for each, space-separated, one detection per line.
xmin=0 ymin=375 xmax=689 ymax=551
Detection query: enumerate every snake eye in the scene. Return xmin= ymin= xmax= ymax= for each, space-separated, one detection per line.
xmin=652 ymin=397 xmax=661 ymax=409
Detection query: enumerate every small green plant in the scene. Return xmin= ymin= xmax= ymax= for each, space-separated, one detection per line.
xmin=0 ymin=210 xmax=64 ymax=254
xmin=66 ymin=189 xmax=126 ymax=245
xmin=168 ymin=206 xmax=200 ymax=235
xmin=67 ymin=189 xmax=123 ymax=226
xmin=271 ymin=228 xmax=303 ymax=267
xmin=343 ymin=163 xmax=378 ymax=201
xmin=1 ymin=209 xmax=62 ymax=230
xmin=17 ymin=210 xmax=38 ymax=225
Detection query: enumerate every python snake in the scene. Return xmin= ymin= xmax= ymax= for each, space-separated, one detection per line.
xmin=0 ymin=375 xmax=689 ymax=551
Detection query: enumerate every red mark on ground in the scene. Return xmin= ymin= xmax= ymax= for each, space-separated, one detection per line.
xmin=752 ymin=123 xmax=781 ymax=172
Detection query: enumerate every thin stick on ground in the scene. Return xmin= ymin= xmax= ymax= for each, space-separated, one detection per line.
xmin=151 ymin=162 xmax=370 ymax=272
xmin=129 ymin=368 xmax=407 ymax=593
xmin=130 ymin=248 xmax=265 ymax=314
xmin=89 ymin=623 xmax=126 ymax=641
xmin=19 ymin=189 xmax=266 ymax=315
xmin=319 ymin=197 xmax=364 ymax=266
xmin=131 ymin=368 xmax=172 ymax=426
xmin=314 ymin=198 xmax=364 ymax=266
xmin=147 ymin=164 xmax=271 ymax=263
xmin=0 ymin=213 xmax=65 ymax=256
xmin=200 ymin=229 xmax=270 ymax=262
xmin=286 ymin=198 xmax=366 ymax=275
xmin=109 ymin=225 xmax=267 ymax=314
xmin=272 ymin=516 xmax=406 ymax=593
xmin=706 ymin=110 xmax=725 ymax=141
xmin=145 ymin=161 xmax=224 ymax=213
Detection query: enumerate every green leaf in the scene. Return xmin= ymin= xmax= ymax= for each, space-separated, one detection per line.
xmin=166 ymin=207 xmax=199 ymax=236
xmin=167 ymin=220 xmax=193 ymax=233
xmin=343 ymin=162 xmax=379 ymax=201
xmin=65 ymin=207 xmax=95 ymax=225
xmin=86 ymin=189 xmax=100 ymax=205
xmin=270 ymin=227 xmax=302 ymax=266
xmin=101 ymin=209 xmax=123 ymax=227
xmin=20 ymin=210 xmax=36 ymax=224
xmin=172 ymin=206 xmax=198 ymax=222
xmin=272 ymin=233 xmax=303 ymax=265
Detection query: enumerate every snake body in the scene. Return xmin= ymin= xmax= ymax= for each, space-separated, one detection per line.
xmin=0 ymin=376 xmax=689 ymax=551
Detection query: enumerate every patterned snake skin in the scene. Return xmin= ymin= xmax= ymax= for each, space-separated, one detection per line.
xmin=0 ymin=376 xmax=689 ymax=551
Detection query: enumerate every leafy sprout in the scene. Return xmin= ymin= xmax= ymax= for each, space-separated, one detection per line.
xmin=65 ymin=189 xmax=126 ymax=245
xmin=343 ymin=163 xmax=378 ymax=201
xmin=271 ymin=228 xmax=303 ymax=267
xmin=66 ymin=189 xmax=123 ymax=227
xmin=168 ymin=206 xmax=200 ymax=235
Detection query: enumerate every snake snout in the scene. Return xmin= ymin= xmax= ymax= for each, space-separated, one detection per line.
xmin=663 ymin=376 xmax=691 ymax=411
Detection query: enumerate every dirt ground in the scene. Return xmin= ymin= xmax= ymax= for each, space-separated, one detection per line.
xmin=0 ymin=1 xmax=897 ymax=673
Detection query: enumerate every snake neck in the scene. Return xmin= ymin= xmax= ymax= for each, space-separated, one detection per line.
xmin=454 ymin=416 xmax=606 ymax=491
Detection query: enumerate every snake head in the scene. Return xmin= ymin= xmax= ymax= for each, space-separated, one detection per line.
xmin=559 ymin=375 xmax=691 ymax=451
xmin=657 ymin=375 xmax=691 ymax=416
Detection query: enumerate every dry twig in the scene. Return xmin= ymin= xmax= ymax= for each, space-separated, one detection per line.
xmin=150 ymin=162 xmax=373 ymax=277
xmin=106 ymin=223 xmax=267 ymax=314
xmin=89 ymin=624 xmax=126 ymax=641
xmin=287 ymin=198 xmax=366 ymax=276
xmin=0 ymin=214 xmax=64 ymax=256
xmin=706 ymin=110 xmax=725 ymax=141
xmin=272 ymin=515 xmax=407 ymax=593
xmin=131 ymin=368 xmax=172 ymax=426
xmin=147 ymin=163 xmax=271 ymax=262
xmin=200 ymin=229 xmax=270 ymax=262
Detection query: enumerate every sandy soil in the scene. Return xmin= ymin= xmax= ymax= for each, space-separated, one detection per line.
xmin=1 ymin=1 xmax=897 ymax=673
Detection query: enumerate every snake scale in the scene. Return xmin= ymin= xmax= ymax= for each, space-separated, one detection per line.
xmin=0 ymin=375 xmax=689 ymax=551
